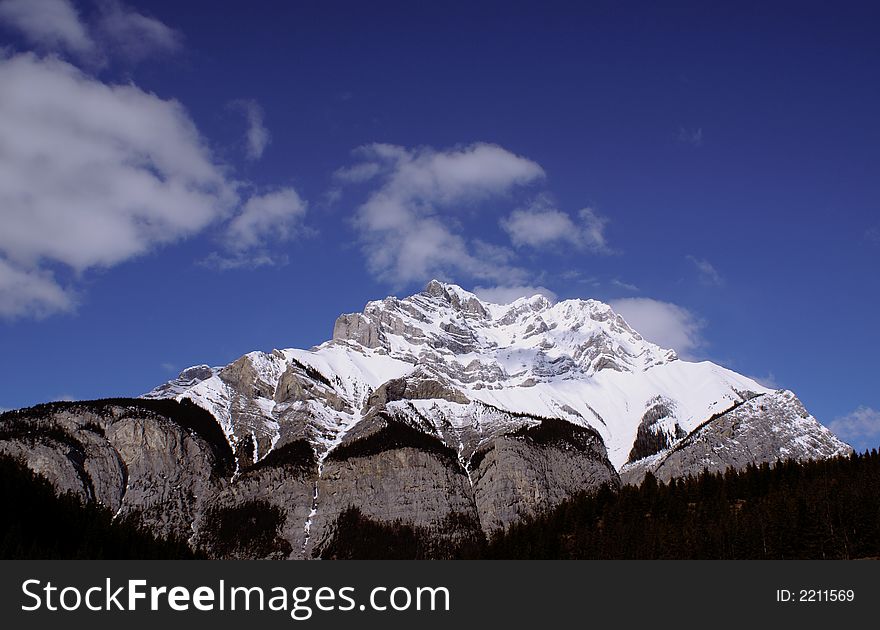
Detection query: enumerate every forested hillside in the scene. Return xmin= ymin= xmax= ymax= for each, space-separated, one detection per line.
xmin=5 ymin=449 xmax=878 ymax=560
xmin=0 ymin=454 xmax=199 ymax=559
xmin=487 ymin=450 xmax=880 ymax=559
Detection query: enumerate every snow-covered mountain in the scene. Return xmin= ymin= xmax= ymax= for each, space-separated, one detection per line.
xmin=145 ymin=279 xmax=848 ymax=476
xmin=0 ymin=281 xmax=851 ymax=559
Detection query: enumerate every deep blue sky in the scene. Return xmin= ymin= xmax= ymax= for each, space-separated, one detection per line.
xmin=1 ymin=1 xmax=878 ymax=448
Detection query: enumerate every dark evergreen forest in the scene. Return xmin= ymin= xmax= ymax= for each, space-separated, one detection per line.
xmin=0 ymin=454 xmax=199 ymax=559
xmin=322 ymin=450 xmax=880 ymax=560
xmin=486 ymin=450 xmax=880 ymax=559
xmin=3 ymin=450 xmax=878 ymax=559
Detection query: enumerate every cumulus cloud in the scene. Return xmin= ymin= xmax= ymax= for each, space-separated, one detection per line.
xmin=610 ymin=297 xmax=706 ymax=359
xmin=687 ymin=254 xmax=723 ymax=286
xmin=0 ymin=52 xmax=239 ymax=317
xmin=501 ymin=197 xmax=610 ymax=252
xmin=231 ymin=99 xmax=270 ymax=161
xmin=95 ymin=0 xmax=182 ymax=62
xmin=347 ymin=142 xmax=544 ymax=287
xmin=829 ymin=406 xmax=880 ymax=451
xmin=473 ymin=284 xmax=557 ymax=305
xmin=0 ymin=0 xmax=95 ymax=56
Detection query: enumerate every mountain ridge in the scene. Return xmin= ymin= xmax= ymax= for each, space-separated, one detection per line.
xmin=144 ymin=280 xmax=848 ymax=472
xmin=0 ymin=280 xmax=851 ymax=558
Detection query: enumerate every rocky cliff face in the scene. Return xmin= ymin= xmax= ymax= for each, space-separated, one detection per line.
xmin=0 ymin=281 xmax=852 ymax=557
xmin=619 ymin=389 xmax=850 ymax=485
xmin=0 ymin=399 xmax=228 ymax=542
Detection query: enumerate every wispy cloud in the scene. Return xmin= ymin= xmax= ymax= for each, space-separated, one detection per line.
xmin=95 ymin=0 xmax=182 ymax=62
xmin=473 ymin=284 xmax=557 ymax=305
xmin=677 ymin=126 xmax=703 ymax=147
xmin=231 ymin=99 xmax=270 ymax=161
xmin=611 ymin=278 xmax=639 ymax=292
xmin=866 ymin=226 xmax=880 ymax=243
xmin=333 ymin=161 xmax=381 ymax=183
xmin=829 ymin=406 xmax=880 ymax=451
xmin=0 ymin=0 xmax=95 ymax=56
xmin=501 ymin=196 xmax=610 ymax=253
xmin=0 ymin=0 xmax=182 ymax=64
xmin=559 ymin=270 xmax=599 ymax=286
xmin=344 ymin=142 xmax=544 ymax=288
xmin=687 ymin=255 xmax=723 ymax=286
xmin=225 ymin=189 xmax=307 ymax=251
xmin=200 ymin=251 xmax=287 ymax=271
xmin=203 ymin=188 xmax=308 ymax=269
xmin=610 ymin=297 xmax=706 ymax=359
xmin=0 ymin=260 xmax=77 ymax=319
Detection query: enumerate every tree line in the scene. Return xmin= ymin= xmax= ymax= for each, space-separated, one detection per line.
xmin=4 ymin=448 xmax=879 ymax=559
xmin=487 ymin=450 xmax=880 ymax=559
xmin=0 ymin=454 xmax=199 ymax=559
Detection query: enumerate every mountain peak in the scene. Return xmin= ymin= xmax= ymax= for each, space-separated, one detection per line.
xmin=421 ymin=279 xmax=488 ymax=316
xmin=325 ymin=281 xmax=679 ymax=388
xmin=141 ymin=280 xmax=843 ymax=506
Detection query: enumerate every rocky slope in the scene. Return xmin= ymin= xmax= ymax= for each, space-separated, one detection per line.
xmin=0 ymin=281 xmax=852 ymax=558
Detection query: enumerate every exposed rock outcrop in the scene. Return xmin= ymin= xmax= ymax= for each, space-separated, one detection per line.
xmin=0 ymin=400 xmax=229 ymax=542
xmin=2 ymin=281 xmax=853 ymax=558
xmin=620 ymin=390 xmax=852 ymax=485
xmin=470 ymin=419 xmax=619 ymax=531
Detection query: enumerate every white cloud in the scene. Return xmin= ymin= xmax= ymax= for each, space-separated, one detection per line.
xmin=225 ymin=188 xmax=307 ymax=250
xmin=611 ymin=278 xmax=639 ymax=292
xmin=502 ymin=205 xmax=571 ymax=247
xmin=578 ymin=208 xmax=611 ymax=251
xmin=200 ymin=251 xmax=286 ymax=271
xmin=0 ymin=0 xmax=95 ymax=56
xmin=95 ymin=0 xmax=182 ymax=62
xmin=473 ymin=285 xmax=557 ymax=305
xmin=687 ymin=255 xmax=723 ymax=286
xmin=333 ymin=162 xmax=381 ymax=183
xmin=232 ymin=99 xmax=270 ymax=161
xmin=559 ymin=270 xmax=599 ymax=286
xmin=501 ymin=198 xmax=610 ymax=252
xmin=0 ymin=52 xmax=239 ymax=318
xmin=0 ymin=0 xmax=180 ymax=64
xmin=0 ymin=259 xmax=75 ymax=318
xmin=829 ymin=406 xmax=880 ymax=451
xmin=322 ymin=187 xmax=343 ymax=206
xmin=348 ymin=142 xmax=544 ymax=287
xmin=610 ymin=297 xmax=706 ymax=359
xmin=201 ymin=187 xmax=307 ymax=269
